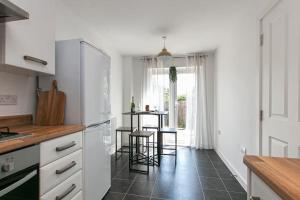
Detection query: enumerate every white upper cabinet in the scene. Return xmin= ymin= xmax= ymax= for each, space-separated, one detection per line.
xmin=3 ymin=0 xmax=55 ymax=75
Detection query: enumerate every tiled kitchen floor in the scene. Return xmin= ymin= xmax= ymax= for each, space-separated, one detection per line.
xmin=104 ymin=148 xmax=247 ymax=200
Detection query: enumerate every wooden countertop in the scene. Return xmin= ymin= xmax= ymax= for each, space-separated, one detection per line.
xmin=244 ymin=155 xmax=300 ymax=200
xmin=0 ymin=124 xmax=85 ymax=154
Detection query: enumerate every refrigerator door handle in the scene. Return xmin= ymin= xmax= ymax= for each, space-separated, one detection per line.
xmin=103 ymin=120 xmax=111 ymax=125
xmin=87 ymin=120 xmax=110 ymax=129
xmin=87 ymin=123 xmax=101 ymax=129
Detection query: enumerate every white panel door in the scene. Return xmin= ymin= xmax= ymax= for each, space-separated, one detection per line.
xmin=261 ymin=0 xmax=300 ymax=158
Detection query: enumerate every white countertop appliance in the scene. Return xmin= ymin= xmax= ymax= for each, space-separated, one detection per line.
xmin=41 ymin=39 xmax=111 ymax=200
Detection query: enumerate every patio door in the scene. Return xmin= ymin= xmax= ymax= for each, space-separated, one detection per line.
xmin=175 ymin=69 xmax=196 ymax=146
xmin=159 ymin=67 xmax=195 ymax=146
xmin=143 ymin=60 xmax=197 ymax=147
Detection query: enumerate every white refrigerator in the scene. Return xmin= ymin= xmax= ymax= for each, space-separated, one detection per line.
xmin=42 ymin=39 xmax=111 ymax=200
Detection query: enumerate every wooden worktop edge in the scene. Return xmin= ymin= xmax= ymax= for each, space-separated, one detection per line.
xmin=0 ymin=124 xmax=85 ymax=154
xmin=0 ymin=114 xmax=33 ymax=127
xmin=244 ymin=156 xmax=299 ymax=200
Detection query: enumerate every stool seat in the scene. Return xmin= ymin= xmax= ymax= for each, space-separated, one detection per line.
xmin=116 ymin=126 xmax=137 ymax=132
xmin=130 ymin=131 xmax=154 ymax=137
xmin=159 ymin=128 xmax=177 ymax=133
xmin=143 ymin=124 xmax=159 ymax=129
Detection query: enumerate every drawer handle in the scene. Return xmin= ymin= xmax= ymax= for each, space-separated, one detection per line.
xmin=55 ymin=184 xmax=76 ymax=200
xmin=56 ymin=141 xmax=76 ymax=152
xmin=250 ymin=196 xmax=261 ymax=200
xmin=23 ymin=55 xmax=48 ymax=65
xmin=56 ymin=161 xmax=76 ymax=175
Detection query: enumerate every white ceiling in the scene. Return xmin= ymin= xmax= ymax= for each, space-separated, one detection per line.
xmin=61 ymin=0 xmax=271 ymax=55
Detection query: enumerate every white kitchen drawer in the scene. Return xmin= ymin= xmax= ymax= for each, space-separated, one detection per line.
xmin=40 ymin=132 xmax=82 ymax=166
xmin=250 ymin=172 xmax=281 ymax=200
xmin=71 ymin=191 xmax=83 ymax=200
xmin=41 ymin=170 xmax=82 ymax=200
xmin=40 ymin=149 xmax=82 ymax=195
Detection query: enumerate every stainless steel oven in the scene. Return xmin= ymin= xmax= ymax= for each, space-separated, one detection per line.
xmin=0 ymin=145 xmax=39 ymax=200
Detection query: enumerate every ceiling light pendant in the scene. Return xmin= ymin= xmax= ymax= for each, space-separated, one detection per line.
xmin=157 ymin=36 xmax=173 ymax=67
xmin=158 ymin=36 xmax=172 ymax=57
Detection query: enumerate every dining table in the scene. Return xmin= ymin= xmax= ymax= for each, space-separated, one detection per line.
xmin=122 ymin=111 xmax=168 ymax=166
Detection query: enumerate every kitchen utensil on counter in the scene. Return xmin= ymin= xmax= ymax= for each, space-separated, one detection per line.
xmin=35 ymin=80 xmax=66 ymax=126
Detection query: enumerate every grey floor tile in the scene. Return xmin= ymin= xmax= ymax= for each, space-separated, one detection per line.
xmin=200 ymin=177 xmax=226 ymax=190
xmin=229 ymin=192 xmax=247 ymax=200
xmin=114 ymin=167 xmax=137 ymax=180
xmin=195 ymin=160 xmax=214 ymax=168
xmin=212 ymin=161 xmax=229 ymax=171
xmin=197 ymin=167 xmax=219 ymax=178
xmin=203 ymin=190 xmax=231 ymax=200
xmin=103 ymin=192 xmax=125 ymax=200
xmin=127 ymin=181 xmax=155 ymax=196
xmin=110 ymin=179 xmax=133 ymax=193
xmin=222 ymin=179 xmax=245 ymax=193
xmin=110 ymin=149 xmax=245 ymax=200
xmin=124 ymin=194 xmax=150 ymax=200
xmin=217 ymin=169 xmax=235 ymax=180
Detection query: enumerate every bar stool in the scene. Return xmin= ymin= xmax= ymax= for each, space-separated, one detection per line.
xmin=142 ymin=124 xmax=159 ymax=160
xmin=129 ymin=130 xmax=154 ymax=174
xmin=115 ymin=126 xmax=137 ymax=160
xmin=158 ymin=128 xmax=177 ymax=164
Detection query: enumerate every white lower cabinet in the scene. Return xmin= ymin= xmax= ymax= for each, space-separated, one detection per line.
xmin=247 ymin=170 xmax=281 ymax=200
xmin=40 ymin=132 xmax=83 ymax=166
xmin=41 ymin=171 xmax=82 ymax=200
xmin=40 ymin=132 xmax=84 ymax=199
xmin=71 ymin=191 xmax=83 ymax=200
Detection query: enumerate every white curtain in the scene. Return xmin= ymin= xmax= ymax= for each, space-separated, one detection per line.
xmin=186 ymin=54 xmax=214 ymax=149
xmin=141 ymin=57 xmax=169 ymax=111
xmin=141 ymin=54 xmax=214 ymax=149
xmin=141 ymin=57 xmax=169 ymax=125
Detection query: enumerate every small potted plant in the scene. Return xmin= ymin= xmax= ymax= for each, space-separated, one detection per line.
xmin=169 ymin=66 xmax=177 ymax=83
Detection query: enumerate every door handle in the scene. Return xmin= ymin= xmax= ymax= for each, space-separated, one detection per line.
xmin=56 ymin=141 xmax=76 ymax=152
xmin=56 ymin=161 xmax=76 ymax=175
xmin=55 ymin=184 xmax=76 ymax=200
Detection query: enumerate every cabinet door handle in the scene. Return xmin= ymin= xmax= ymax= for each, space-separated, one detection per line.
xmin=55 ymin=161 xmax=76 ymax=175
xmin=23 ymin=55 xmax=48 ymax=65
xmin=55 ymin=184 xmax=76 ymax=200
xmin=250 ymin=196 xmax=261 ymax=200
xmin=56 ymin=141 xmax=76 ymax=152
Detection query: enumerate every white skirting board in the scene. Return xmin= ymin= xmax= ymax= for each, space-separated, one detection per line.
xmin=215 ymin=149 xmax=247 ymax=191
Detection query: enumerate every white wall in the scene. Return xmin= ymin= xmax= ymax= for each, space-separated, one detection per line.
xmin=0 ymin=72 xmax=35 ymax=116
xmin=214 ymin=0 xmax=277 ymax=188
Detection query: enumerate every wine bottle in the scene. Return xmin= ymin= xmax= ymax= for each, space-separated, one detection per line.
xmin=131 ymin=96 xmax=135 ymax=113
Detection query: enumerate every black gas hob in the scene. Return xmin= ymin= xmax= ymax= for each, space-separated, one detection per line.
xmin=0 ymin=127 xmax=30 ymax=142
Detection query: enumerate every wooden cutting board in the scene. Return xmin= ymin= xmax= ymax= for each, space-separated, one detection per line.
xmin=35 ymin=80 xmax=66 ymax=126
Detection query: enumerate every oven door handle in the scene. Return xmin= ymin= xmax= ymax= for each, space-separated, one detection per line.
xmin=0 ymin=170 xmax=37 ymax=197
